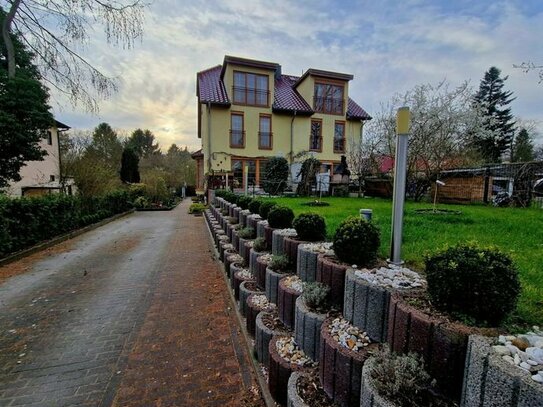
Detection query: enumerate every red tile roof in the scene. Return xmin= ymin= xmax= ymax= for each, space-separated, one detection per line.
xmin=196 ymin=63 xmax=371 ymax=120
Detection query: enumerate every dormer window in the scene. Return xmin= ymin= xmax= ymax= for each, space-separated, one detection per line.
xmin=314 ymin=82 xmax=344 ymax=115
xmin=233 ymin=71 xmax=269 ymax=107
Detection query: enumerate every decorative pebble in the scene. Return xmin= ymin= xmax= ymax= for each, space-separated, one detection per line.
xmin=282 ymin=276 xmax=303 ymax=293
xmin=328 ymin=317 xmax=371 ymax=352
xmin=259 ymin=253 xmax=273 ymax=264
xmin=353 ymin=265 xmax=426 ymax=290
xmin=236 ymin=268 xmax=253 ymax=280
xmin=493 ymin=345 xmax=510 ymax=356
xmin=533 ymin=374 xmax=543 ymax=383
xmin=227 ymin=254 xmax=244 ymax=264
xmin=300 ymin=242 xmax=334 ymax=256
xmin=250 ymin=294 xmax=275 ymax=311
xmin=276 ymin=228 xmax=297 ymax=237
xmin=275 ymin=336 xmax=314 ymax=367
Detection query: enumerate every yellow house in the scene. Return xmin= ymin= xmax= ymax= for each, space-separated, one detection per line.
xmin=194 ymin=55 xmax=371 ymax=193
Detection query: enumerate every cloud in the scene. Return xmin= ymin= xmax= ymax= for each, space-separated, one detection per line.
xmin=51 ymin=0 xmax=543 ymax=149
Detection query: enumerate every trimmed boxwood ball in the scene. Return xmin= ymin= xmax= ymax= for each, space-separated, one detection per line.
xmin=237 ymin=195 xmax=252 ymax=210
xmin=267 ymin=206 xmax=295 ymax=229
xmin=425 ymin=244 xmax=520 ymax=326
xmin=259 ymin=201 xmax=277 ymax=220
xmin=292 ymin=213 xmax=326 ymax=241
xmin=333 ymin=216 xmax=380 ymax=267
xmin=248 ymin=199 xmax=262 ymax=215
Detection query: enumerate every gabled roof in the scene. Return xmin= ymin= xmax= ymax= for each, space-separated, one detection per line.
xmin=54 ymin=120 xmax=70 ymax=130
xmin=196 ymin=59 xmax=371 ymax=120
xmin=197 ymin=65 xmax=230 ymax=106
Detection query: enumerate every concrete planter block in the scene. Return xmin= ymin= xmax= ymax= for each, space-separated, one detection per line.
xmin=296 ymin=244 xmax=321 ymax=282
xmin=272 ymin=229 xmax=287 ymax=256
xmin=255 ymin=310 xmax=288 ymax=368
xmin=246 ymin=294 xmax=274 ymax=337
xmin=249 ymin=249 xmax=265 ymax=276
xmin=238 ymin=237 xmax=252 ymax=265
xmin=360 ymin=358 xmax=397 ymax=407
xmin=284 ymin=236 xmax=308 ymax=265
xmin=269 ymin=335 xmax=310 ymax=406
xmin=278 ymin=277 xmax=302 ymax=330
xmin=228 ymin=204 xmax=236 ymax=217
xmin=214 ymin=229 xmax=226 ymax=248
xmin=287 ymin=371 xmax=311 ymax=407
xmin=461 ymin=335 xmax=543 ymax=407
xmin=256 ymin=220 xmax=267 ymax=239
xmin=218 ymin=241 xmax=232 ymax=261
xmin=343 ymin=269 xmax=393 ymax=343
xmin=316 ymin=255 xmax=349 ymax=309
xmin=232 ymin=229 xmax=240 ymax=252
xmin=266 ymin=267 xmax=291 ymax=305
xmin=239 ymin=281 xmax=262 ymax=317
xmin=255 ymin=255 xmax=270 ymax=290
xmin=230 ymin=263 xmax=252 ymax=300
xmin=387 ymin=293 xmax=496 ymax=402
xmin=264 ymin=225 xmax=276 ymax=250
xmin=226 ymin=223 xmax=235 ymax=242
xmin=247 ymin=214 xmax=262 ymax=231
xmin=320 ymin=317 xmax=378 ymax=407
xmin=233 ymin=206 xmax=241 ymax=221
xmin=224 ymin=251 xmax=242 ymax=278
xmin=294 ymin=297 xmax=327 ymax=362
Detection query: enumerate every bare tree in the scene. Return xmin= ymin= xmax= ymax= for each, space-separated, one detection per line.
xmin=514 ymin=62 xmax=543 ymax=84
xmin=346 ymin=130 xmax=382 ymax=197
xmin=1 ymin=0 xmax=146 ymax=112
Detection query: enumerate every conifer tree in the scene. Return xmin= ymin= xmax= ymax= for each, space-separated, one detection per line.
xmin=473 ymin=67 xmax=516 ymax=163
xmin=512 ymin=128 xmax=534 ymax=162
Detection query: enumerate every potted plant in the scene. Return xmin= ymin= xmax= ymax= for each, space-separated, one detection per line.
xmin=295 ymin=282 xmax=332 ymax=362
xmin=266 ymin=254 xmax=294 ymax=304
xmin=318 ymin=216 xmax=380 ymax=308
xmin=265 ymin=205 xmax=293 ymax=249
xmin=387 ymin=244 xmax=520 ymax=402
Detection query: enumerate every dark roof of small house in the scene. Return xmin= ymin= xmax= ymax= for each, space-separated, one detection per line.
xmin=55 ymin=120 xmax=70 ymax=130
xmin=196 ymin=61 xmax=371 ymax=120
xmin=191 ymin=149 xmax=203 ymax=159
xmin=294 ymin=68 xmax=354 ymax=87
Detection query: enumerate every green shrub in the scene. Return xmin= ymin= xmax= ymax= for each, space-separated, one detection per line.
xmin=248 ymin=199 xmax=262 ymax=214
xmin=259 ymin=201 xmax=277 ymax=220
xmin=267 ymin=206 xmax=294 ymax=229
xmin=262 ymin=156 xmax=289 ymax=195
xmin=134 ymin=196 xmax=149 ymax=209
xmin=237 ymin=227 xmax=255 ymax=239
xmin=293 ymin=213 xmax=326 ymax=241
xmin=302 ymin=282 xmax=330 ymax=312
xmin=333 ymin=216 xmax=380 ymax=267
xmin=214 ymin=189 xmax=227 ymax=198
xmin=370 ymin=346 xmax=438 ymax=407
xmin=237 ymin=195 xmax=252 ymax=210
xmin=253 ymin=237 xmax=267 ymax=252
xmin=188 ymin=203 xmax=206 ymax=214
xmin=425 ymin=244 xmax=520 ymax=326
xmin=269 ymin=254 xmax=291 ymax=271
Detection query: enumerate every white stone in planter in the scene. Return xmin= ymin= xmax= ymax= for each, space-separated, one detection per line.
xmin=272 ymin=228 xmax=297 ymax=256
xmin=296 ymin=242 xmax=333 ymax=282
xmin=327 ymin=317 xmax=371 ymax=352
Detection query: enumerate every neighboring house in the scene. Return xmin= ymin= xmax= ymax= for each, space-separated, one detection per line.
xmin=7 ymin=120 xmax=71 ymax=197
xmin=194 ymin=55 xmax=371 ymax=194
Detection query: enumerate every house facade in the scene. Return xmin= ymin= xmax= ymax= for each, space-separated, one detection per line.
xmin=6 ymin=120 xmax=71 ymax=197
xmin=194 ymin=55 xmax=371 ymax=193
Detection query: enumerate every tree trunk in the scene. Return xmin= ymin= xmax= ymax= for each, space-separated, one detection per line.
xmin=2 ymin=0 xmax=22 ymax=78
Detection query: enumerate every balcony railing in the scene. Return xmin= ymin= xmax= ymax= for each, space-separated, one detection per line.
xmin=309 ymin=135 xmax=322 ymax=152
xmin=258 ymin=131 xmax=273 ymax=149
xmin=313 ymin=96 xmax=344 ymax=114
xmin=334 ymin=138 xmax=345 ymax=153
xmin=232 ymin=86 xmax=270 ymax=107
xmin=230 ymin=130 xmax=245 ymax=148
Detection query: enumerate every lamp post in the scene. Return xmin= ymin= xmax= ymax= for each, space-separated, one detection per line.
xmin=389 ymin=107 xmax=410 ymax=266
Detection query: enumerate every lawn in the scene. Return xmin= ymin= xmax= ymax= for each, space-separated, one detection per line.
xmin=266 ymin=196 xmax=543 ymax=326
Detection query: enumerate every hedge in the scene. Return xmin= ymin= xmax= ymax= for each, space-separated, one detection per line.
xmin=0 ymin=190 xmax=133 ymax=257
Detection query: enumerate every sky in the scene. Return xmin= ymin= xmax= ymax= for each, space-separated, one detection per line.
xmin=52 ymin=0 xmax=543 ymax=151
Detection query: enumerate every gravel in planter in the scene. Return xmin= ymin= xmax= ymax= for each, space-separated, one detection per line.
xmin=278 ymin=275 xmax=304 ymax=330
xmin=266 ymin=267 xmax=293 ymax=305
xmin=387 ymin=292 xmax=497 ymax=402
xmin=288 ymin=371 xmax=339 ymax=407
xmin=214 ymin=229 xmax=227 ymax=248
xmin=239 ymin=280 xmax=262 ymax=317
xmin=225 ymin=252 xmax=243 ymax=278
xmin=344 ymin=266 xmax=425 ymax=343
xmin=462 ymin=335 xmax=543 ymax=407
xmin=316 ymin=254 xmax=349 ymax=309
xmin=297 ymin=242 xmax=333 ymax=283
xmin=256 ymin=219 xmax=268 ymax=239
xmin=295 ymin=296 xmax=328 ymax=363
xmin=256 ymin=253 xmax=273 ymax=290
xmin=269 ymin=335 xmax=314 ymax=405
xmin=246 ymin=294 xmax=276 ymax=337
xmin=230 ymin=263 xmax=253 ymax=300
xmin=272 ymin=228 xmax=297 ymax=256
xmin=219 ymin=242 xmax=234 ymax=262
xmin=320 ymin=317 xmax=377 ymax=407
xmin=255 ymin=309 xmax=289 ymax=368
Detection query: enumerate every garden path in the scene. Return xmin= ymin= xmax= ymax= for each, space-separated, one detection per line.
xmin=0 ymin=201 xmax=261 ymax=406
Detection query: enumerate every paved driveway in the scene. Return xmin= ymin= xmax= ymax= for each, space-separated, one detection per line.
xmin=0 ymin=202 xmax=259 ymax=406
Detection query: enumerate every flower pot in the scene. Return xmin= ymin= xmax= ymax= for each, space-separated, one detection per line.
xmin=320 ymin=317 xmax=377 ymax=407
xmin=230 ymin=263 xmax=253 ymax=300
xmin=461 ymin=335 xmax=543 ymax=407
xmin=316 ymin=255 xmax=349 ymax=309
xmin=266 ymin=267 xmax=291 ymax=305
xmin=387 ymin=292 xmax=497 ymax=402
xmin=255 ymin=310 xmax=288 ymax=368
xmin=246 ymin=294 xmax=275 ymax=337
xmin=294 ymin=297 xmax=327 ymax=362
xmin=278 ymin=277 xmax=303 ymax=330
xmin=269 ymin=335 xmax=312 ymax=405
xmin=239 ymin=281 xmax=262 ymax=317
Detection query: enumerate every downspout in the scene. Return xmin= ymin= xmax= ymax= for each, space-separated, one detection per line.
xmin=289 ymin=109 xmax=297 ymax=184
xmin=207 ymin=102 xmax=212 ymax=191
